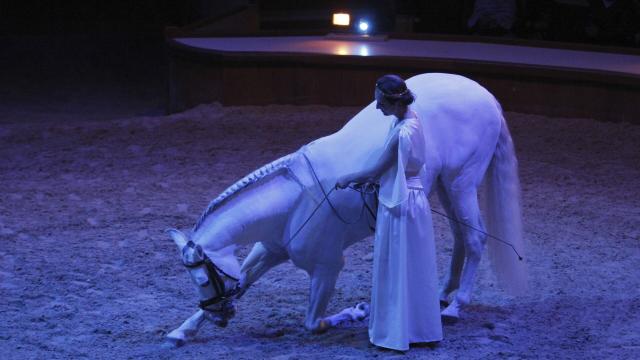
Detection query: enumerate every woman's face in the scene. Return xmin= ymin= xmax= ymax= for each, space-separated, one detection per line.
xmin=374 ymin=89 xmax=394 ymax=116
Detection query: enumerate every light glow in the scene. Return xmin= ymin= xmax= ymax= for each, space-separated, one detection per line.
xmin=358 ymin=21 xmax=369 ymax=32
xmin=335 ymin=44 xmax=349 ymax=56
xmin=333 ymin=13 xmax=350 ymax=26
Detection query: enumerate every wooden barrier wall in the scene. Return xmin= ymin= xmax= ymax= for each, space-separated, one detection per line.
xmin=166 ymin=37 xmax=640 ymax=123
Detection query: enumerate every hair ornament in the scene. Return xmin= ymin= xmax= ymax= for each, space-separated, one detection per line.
xmin=376 ymin=82 xmax=409 ymax=98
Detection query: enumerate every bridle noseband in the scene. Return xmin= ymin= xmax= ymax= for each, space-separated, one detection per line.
xmin=182 ymin=241 xmax=241 ymax=311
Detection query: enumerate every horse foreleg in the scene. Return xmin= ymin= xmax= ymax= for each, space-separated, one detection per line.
xmin=441 ymin=190 xmax=487 ymax=322
xmin=238 ymin=242 xmax=288 ymax=298
xmin=164 ymin=309 xmax=206 ymax=348
xmin=324 ymin=302 xmax=370 ymax=327
xmin=304 ymin=262 xmax=343 ymax=333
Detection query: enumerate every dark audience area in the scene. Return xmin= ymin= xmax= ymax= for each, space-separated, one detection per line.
xmin=1 ymin=0 xmax=637 ymax=122
xmin=1 ymin=1 xmax=638 ymax=47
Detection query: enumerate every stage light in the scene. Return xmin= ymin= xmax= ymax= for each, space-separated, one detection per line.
xmin=358 ymin=20 xmax=370 ymax=33
xmin=333 ymin=13 xmax=350 ymax=26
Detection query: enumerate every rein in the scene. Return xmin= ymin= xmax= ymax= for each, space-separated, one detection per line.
xmin=302 ymin=153 xmax=374 ymax=226
xmin=299 ymin=153 xmax=523 ymax=261
xmin=283 ymin=155 xmax=378 ymax=247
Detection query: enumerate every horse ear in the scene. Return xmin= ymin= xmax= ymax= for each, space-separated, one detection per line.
xmin=195 ymin=244 xmax=204 ymax=257
xmin=165 ymin=228 xmax=188 ymax=250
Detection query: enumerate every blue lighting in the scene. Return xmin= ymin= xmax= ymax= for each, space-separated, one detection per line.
xmin=358 ymin=20 xmax=369 ymax=33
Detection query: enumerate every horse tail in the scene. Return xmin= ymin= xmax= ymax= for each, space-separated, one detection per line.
xmin=484 ymin=100 xmax=528 ymax=295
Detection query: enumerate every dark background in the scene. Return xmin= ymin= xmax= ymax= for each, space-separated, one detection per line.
xmin=0 ymin=0 xmax=189 ymax=121
xmin=1 ymin=0 xmax=639 ymax=122
xmin=4 ymin=1 xmax=638 ymax=41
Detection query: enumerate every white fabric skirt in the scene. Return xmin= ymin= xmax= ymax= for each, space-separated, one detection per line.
xmin=369 ymin=183 xmax=443 ymax=351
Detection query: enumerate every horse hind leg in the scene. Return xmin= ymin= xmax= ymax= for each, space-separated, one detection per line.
xmin=441 ymin=188 xmax=487 ymax=322
xmin=436 ymin=180 xmax=465 ymax=306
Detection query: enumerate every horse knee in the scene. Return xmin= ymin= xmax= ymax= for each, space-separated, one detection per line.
xmin=305 ymin=318 xmax=330 ymax=334
xmin=455 ymin=292 xmax=471 ymax=306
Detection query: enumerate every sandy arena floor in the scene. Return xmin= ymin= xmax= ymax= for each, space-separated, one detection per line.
xmin=1 ymin=103 xmax=638 ymax=359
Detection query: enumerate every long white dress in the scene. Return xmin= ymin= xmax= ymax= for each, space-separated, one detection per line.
xmin=368 ymin=115 xmax=443 ymax=351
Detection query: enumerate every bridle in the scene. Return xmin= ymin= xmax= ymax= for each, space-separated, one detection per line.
xmin=180 ymin=151 xmax=522 ymax=316
xmin=179 ymin=153 xmax=376 ymax=314
xmin=182 ymin=240 xmax=242 ymax=312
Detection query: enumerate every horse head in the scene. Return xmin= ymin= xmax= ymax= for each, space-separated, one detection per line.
xmin=166 ymin=228 xmax=237 ymax=326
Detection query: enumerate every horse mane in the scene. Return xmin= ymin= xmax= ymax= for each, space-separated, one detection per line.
xmin=192 ymin=153 xmax=294 ymax=232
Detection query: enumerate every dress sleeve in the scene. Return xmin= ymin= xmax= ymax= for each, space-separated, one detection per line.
xmin=378 ymin=125 xmax=412 ymax=208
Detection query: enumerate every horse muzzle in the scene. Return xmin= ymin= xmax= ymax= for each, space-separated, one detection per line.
xmin=181 ymin=241 xmax=240 ymax=313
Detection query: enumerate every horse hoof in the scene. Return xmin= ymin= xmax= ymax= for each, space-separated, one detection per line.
xmin=355 ymin=314 xmax=367 ymax=321
xmin=355 ymin=302 xmax=370 ymax=312
xmin=162 ymin=337 xmax=184 ymax=349
xmin=353 ymin=302 xmax=370 ymax=321
xmin=213 ymin=318 xmax=228 ymax=328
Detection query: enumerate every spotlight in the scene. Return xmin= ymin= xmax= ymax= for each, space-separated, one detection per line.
xmin=326 ymin=13 xmax=386 ymax=41
xmin=358 ymin=20 xmax=370 ymax=33
xmin=332 ymin=13 xmax=350 ymax=26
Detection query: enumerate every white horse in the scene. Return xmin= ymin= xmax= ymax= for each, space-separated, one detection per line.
xmin=164 ymin=73 xmax=527 ymax=347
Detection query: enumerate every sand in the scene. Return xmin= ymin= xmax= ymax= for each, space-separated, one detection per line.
xmin=1 ymin=103 xmax=639 ymax=359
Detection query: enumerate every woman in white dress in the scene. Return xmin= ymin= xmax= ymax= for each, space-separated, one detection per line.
xmin=337 ymin=75 xmax=443 ymax=351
